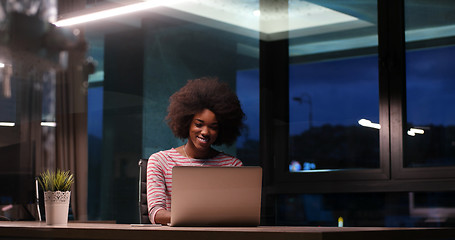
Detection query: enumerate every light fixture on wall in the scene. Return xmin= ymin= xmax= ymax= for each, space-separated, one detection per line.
xmin=0 ymin=122 xmax=57 ymax=127
xmin=407 ymin=128 xmax=424 ymax=136
xmin=358 ymin=118 xmax=381 ymax=130
xmin=41 ymin=122 xmax=57 ymax=127
xmin=53 ymin=0 xmax=185 ymax=27
xmin=0 ymin=122 xmax=15 ymax=127
xmin=359 ymin=118 xmax=425 ymax=136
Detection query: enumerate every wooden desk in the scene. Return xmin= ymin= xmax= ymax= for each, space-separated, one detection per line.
xmin=0 ymin=221 xmax=454 ymax=240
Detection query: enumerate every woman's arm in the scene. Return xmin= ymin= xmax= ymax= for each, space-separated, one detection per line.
xmin=146 ymin=154 xmax=169 ymax=224
xmin=154 ymin=209 xmax=171 ymax=225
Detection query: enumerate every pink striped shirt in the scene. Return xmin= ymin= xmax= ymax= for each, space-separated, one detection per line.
xmin=146 ymin=148 xmax=243 ymax=224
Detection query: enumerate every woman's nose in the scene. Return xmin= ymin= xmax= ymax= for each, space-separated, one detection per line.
xmin=201 ymin=126 xmax=209 ymax=135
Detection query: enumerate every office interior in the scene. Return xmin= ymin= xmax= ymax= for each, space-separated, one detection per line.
xmin=0 ymin=0 xmax=454 ymax=227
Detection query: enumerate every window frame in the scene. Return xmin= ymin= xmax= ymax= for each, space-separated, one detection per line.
xmin=262 ymin=0 xmax=455 ymax=195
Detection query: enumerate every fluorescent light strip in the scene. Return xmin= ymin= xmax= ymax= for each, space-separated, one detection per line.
xmin=54 ymin=0 xmax=184 ymax=27
xmin=41 ymin=122 xmax=57 ymax=127
xmin=0 ymin=122 xmax=57 ymax=127
xmin=0 ymin=122 xmax=15 ymax=127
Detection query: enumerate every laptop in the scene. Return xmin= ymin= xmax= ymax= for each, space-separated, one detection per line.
xmin=169 ymin=166 xmax=262 ymax=227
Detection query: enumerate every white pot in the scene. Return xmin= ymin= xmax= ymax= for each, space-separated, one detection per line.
xmin=44 ymin=191 xmax=71 ymax=225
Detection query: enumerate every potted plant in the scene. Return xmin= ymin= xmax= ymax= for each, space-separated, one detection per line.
xmin=38 ymin=169 xmax=74 ymax=225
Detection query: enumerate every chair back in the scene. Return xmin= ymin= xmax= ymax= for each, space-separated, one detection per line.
xmin=138 ymin=159 xmax=148 ymax=224
xmin=35 ymin=177 xmax=43 ymax=221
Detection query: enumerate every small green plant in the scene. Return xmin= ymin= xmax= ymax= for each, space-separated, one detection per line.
xmin=38 ymin=169 xmax=74 ymax=192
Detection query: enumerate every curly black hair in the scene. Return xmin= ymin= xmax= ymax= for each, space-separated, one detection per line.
xmin=165 ymin=77 xmax=245 ymax=146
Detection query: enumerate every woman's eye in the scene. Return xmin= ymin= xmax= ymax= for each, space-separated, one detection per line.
xmin=195 ymin=123 xmax=203 ymax=128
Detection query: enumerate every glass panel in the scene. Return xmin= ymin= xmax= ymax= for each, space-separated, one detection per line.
xmin=41 ymin=71 xmax=56 ymax=165
xmin=277 ymin=191 xmax=455 ymax=227
xmin=404 ymin=0 xmax=455 ymax=168
xmin=86 ymin=32 xmax=104 ymax=220
xmin=236 ymin=69 xmax=260 ymax=166
xmin=0 ymin=64 xmax=15 ymax=123
xmin=84 ymin=1 xmax=260 ymax=221
xmin=288 ymin=1 xmax=379 ymax=172
xmin=0 ymin=49 xmax=59 ymax=208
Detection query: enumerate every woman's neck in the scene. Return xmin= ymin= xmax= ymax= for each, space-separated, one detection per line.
xmin=184 ymin=143 xmax=216 ymax=159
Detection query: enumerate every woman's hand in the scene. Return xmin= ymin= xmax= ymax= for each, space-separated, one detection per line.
xmin=154 ymin=209 xmax=171 ymax=225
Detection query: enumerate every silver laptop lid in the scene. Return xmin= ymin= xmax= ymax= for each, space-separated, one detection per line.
xmin=170 ymin=166 xmax=262 ymax=227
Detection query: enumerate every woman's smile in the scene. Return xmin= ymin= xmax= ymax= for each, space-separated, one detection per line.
xmin=186 ymin=108 xmax=219 ymax=158
xmin=197 ymin=136 xmax=209 ymax=143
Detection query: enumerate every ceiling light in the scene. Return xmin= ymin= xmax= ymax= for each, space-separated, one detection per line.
xmin=53 ymin=0 xmax=185 ymax=27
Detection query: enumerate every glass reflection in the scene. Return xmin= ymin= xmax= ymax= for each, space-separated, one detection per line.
xmin=289 ymin=56 xmax=379 ymax=171
xmin=288 ymin=1 xmax=379 ymax=172
xmin=83 ymin=0 xmax=260 ymax=221
xmin=404 ymin=0 xmax=455 ymax=168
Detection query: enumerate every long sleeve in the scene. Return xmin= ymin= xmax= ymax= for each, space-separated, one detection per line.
xmin=146 ymin=153 xmax=169 ymax=224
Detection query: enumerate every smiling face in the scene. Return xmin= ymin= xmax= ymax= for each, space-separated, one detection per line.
xmin=187 ymin=108 xmax=219 ymax=156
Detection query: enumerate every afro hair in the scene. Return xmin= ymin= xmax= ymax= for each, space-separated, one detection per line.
xmin=165 ymin=77 xmax=245 ymax=146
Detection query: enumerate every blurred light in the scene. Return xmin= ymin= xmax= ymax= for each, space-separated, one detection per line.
xmin=358 ymin=118 xmax=381 ymax=129
xmin=253 ymin=10 xmax=260 ymax=17
xmin=410 ymin=128 xmax=424 ymax=134
xmin=289 ymin=160 xmax=302 ymax=172
xmin=1 ymin=63 xmax=11 ymax=98
xmin=41 ymin=122 xmax=57 ymax=127
xmin=1 ymin=204 xmax=13 ymax=211
xmin=73 ymin=28 xmax=81 ymax=36
xmin=0 ymin=122 xmax=58 ymax=127
xmin=338 ymin=216 xmax=344 ymax=227
xmin=0 ymin=122 xmax=14 ymax=127
xmin=303 ymin=162 xmax=316 ymax=171
xmin=54 ymin=0 xmax=185 ymax=27
xmin=407 ymin=128 xmax=424 ymax=136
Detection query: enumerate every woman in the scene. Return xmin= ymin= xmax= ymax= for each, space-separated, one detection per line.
xmin=146 ymin=77 xmax=245 ymax=225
